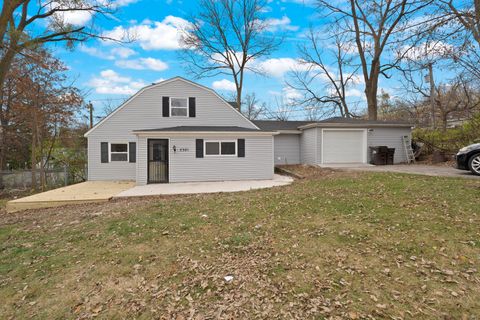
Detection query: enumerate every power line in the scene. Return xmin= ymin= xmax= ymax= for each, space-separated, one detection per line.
xmin=87 ymin=97 xmax=129 ymax=102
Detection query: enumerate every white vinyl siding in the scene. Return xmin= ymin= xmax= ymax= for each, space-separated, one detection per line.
xmin=87 ymin=78 xmax=259 ymax=182
xmin=274 ymin=134 xmax=301 ymax=165
xmin=367 ymin=127 xmax=411 ymax=164
xmin=298 ymin=126 xmax=412 ymax=166
xmin=88 ymin=137 xmax=136 ymax=181
xmin=88 ymin=79 xmax=256 ymax=137
xmin=300 ymin=128 xmax=318 ymax=164
xmin=136 ymin=136 xmax=273 ymax=185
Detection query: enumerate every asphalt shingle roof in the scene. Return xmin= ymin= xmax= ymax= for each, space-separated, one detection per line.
xmin=315 ymin=117 xmax=411 ymax=125
xmin=252 ymin=120 xmax=315 ymax=131
xmin=253 ymin=117 xmax=412 ymax=130
xmin=133 ymin=126 xmax=263 ymax=132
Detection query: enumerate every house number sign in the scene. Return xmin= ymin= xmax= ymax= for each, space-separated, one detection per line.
xmin=172 ymin=145 xmax=189 ymax=153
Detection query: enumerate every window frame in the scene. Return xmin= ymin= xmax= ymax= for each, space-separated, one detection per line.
xmin=109 ymin=142 xmax=129 ymax=162
xmin=169 ymin=97 xmax=189 ymax=117
xmin=204 ymin=140 xmax=237 ymax=157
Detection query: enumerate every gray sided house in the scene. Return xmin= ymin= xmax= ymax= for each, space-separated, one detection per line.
xmin=85 ymin=77 xmax=412 ymax=185
xmin=85 ymin=77 xmax=275 ymax=185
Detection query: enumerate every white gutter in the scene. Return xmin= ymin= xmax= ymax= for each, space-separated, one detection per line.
xmin=132 ymin=131 xmax=279 ymax=137
xmin=275 ymin=130 xmax=302 ymax=134
xmin=298 ymin=123 xmax=413 ymax=129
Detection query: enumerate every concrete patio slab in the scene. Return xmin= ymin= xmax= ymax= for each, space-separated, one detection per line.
xmin=323 ymin=164 xmax=479 ymax=179
xmin=318 ymin=163 xmax=375 ymax=168
xmin=6 ymin=181 xmax=135 ymax=213
xmin=115 ymin=174 xmax=293 ymax=198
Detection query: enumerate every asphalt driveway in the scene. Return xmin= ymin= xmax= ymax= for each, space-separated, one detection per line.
xmin=336 ymin=164 xmax=479 ymax=179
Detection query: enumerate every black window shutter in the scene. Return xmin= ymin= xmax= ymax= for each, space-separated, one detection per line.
xmin=238 ymin=139 xmax=245 ymax=157
xmin=129 ymin=142 xmax=136 ymax=163
xmin=162 ymin=96 xmax=170 ymax=117
xmin=196 ymin=139 xmax=204 ymax=158
xmin=189 ymin=97 xmax=196 ymax=117
xmin=101 ymin=142 xmax=109 ymax=163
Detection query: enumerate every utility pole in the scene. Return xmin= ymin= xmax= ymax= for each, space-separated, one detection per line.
xmin=427 ymin=63 xmax=436 ymax=129
xmin=87 ymin=101 xmax=94 ymax=129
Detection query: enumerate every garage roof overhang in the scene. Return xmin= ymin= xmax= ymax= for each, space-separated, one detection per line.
xmin=298 ymin=122 xmax=413 ymax=130
xmin=276 ymin=130 xmax=302 ymax=134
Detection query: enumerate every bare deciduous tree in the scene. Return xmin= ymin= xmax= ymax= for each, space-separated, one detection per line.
xmin=316 ymin=0 xmax=432 ymax=120
xmin=242 ymin=93 xmax=267 ymax=120
xmin=266 ymin=95 xmax=294 ymax=121
xmin=434 ymin=77 xmax=480 ymax=131
xmin=180 ymin=0 xmax=281 ymax=110
xmin=0 ymin=1 xmax=117 ymax=100
xmin=287 ymin=28 xmax=359 ymax=118
xmin=439 ymin=0 xmax=480 ymax=45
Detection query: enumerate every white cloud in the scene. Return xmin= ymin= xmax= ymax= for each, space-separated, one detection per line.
xmin=51 ymin=4 xmax=93 ymax=26
xmin=264 ymin=16 xmax=299 ymax=32
xmin=110 ymin=47 xmax=137 ymax=58
xmin=400 ymin=41 xmax=454 ymax=61
xmin=49 ymin=0 xmax=137 ymax=27
xmin=115 ymin=57 xmax=169 ymax=71
xmin=140 ymin=58 xmax=169 ymax=71
xmin=113 ymin=0 xmax=138 ymax=7
xmin=282 ymin=87 xmax=302 ymax=103
xmin=212 ymin=79 xmax=237 ymax=91
xmin=255 ymin=58 xmax=310 ymax=78
xmin=104 ymin=15 xmax=192 ymax=50
xmin=345 ymin=88 xmax=363 ymax=98
xmin=89 ymin=69 xmax=146 ymax=95
xmin=80 ymin=45 xmax=113 ymax=59
xmin=80 ymin=45 xmax=137 ymax=60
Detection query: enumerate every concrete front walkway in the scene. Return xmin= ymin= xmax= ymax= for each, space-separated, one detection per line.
xmin=324 ymin=163 xmax=479 ymax=179
xmin=115 ymin=174 xmax=293 ymax=198
xmin=6 ymin=181 xmax=135 ymax=212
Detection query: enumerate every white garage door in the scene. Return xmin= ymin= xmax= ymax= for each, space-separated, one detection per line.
xmin=322 ymin=130 xmax=366 ymax=164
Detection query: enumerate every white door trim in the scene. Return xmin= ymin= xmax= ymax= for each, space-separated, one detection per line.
xmin=321 ymin=128 xmax=367 ymax=164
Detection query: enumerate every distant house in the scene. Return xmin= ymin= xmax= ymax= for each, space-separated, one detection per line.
xmin=85 ymin=77 xmax=412 ymax=184
xmin=446 ymin=116 xmax=469 ymax=128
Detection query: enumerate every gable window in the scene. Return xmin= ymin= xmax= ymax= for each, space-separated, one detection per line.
xmin=170 ymin=98 xmax=188 ymax=117
xmin=110 ymin=143 xmax=128 ymax=161
xmin=204 ymin=140 xmax=236 ymax=156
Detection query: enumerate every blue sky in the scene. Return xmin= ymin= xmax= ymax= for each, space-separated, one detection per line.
xmin=50 ymin=0 xmax=337 ymax=120
xmin=49 ymin=0 xmax=453 ymax=121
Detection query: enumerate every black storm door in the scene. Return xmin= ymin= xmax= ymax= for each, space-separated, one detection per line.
xmin=148 ymin=139 xmax=169 ymax=183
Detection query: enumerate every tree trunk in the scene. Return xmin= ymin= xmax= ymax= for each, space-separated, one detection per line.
xmin=235 ymin=86 xmax=242 ymax=112
xmin=0 ymin=121 xmax=6 ymax=190
xmin=0 ymin=46 xmax=17 ymax=108
xmin=365 ymin=86 xmax=378 ymax=120
xmin=366 ymin=61 xmax=380 ymax=121
xmin=0 ymin=45 xmax=17 ymax=191
xmin=441 ymin=112 xmax=448 ymax=132
xmin=31 ymin=110 xmax=37 ymax=191
xmin=39 ymin=143 xmax=46 ymax=191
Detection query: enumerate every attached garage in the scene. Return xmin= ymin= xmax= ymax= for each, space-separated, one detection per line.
xmin=254 ymin=118 xmax=413 ymax=167
xmin=321 ymin=129 xmax=367 ymax=164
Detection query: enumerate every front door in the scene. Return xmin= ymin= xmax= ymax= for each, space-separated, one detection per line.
xmin=148 ymin=139 xmax=169 ymax=183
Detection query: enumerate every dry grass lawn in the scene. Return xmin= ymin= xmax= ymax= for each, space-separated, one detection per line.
xmin=0 ymin=167 xmax=479 ymax=319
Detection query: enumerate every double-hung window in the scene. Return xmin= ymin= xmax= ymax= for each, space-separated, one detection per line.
xmin=204 ymin=140 xmax=236 ymax=156
xmin=110 ymin=143 xmax=128 ymax=161
xmin=170 ymin=98 xmax=188 ymax=117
